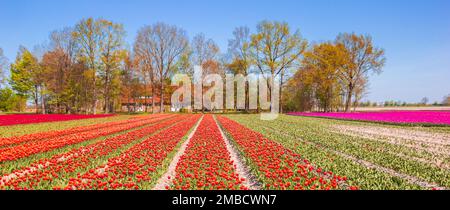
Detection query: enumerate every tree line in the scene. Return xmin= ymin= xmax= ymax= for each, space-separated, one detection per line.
xmin=358 ymin=97 xmax=450 ymax=107
xmin=283 ymin=34 xmax=386 ymax=112
xmin=0 ymin=18 xmax=392 ymax=114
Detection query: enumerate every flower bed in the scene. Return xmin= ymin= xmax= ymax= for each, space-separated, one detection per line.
xmin=217 ymin=116 xmax=355 ymax=190
xmin=171 ymin=115 xmax=245 ymax=190
xmin=288 ymin=111 xmax=450 ymax=125
xmin=0 ymin=115 xmax=169 ymax=162
xmin=0 ymin=114 xmax=171 ymax=148
xmin=0 ymin=115 xmax=187 ymax=190
xmin=64 ymin=115 xmax=200 ymax=190
xmin=0 ymin=114 xmax=115 ymax=126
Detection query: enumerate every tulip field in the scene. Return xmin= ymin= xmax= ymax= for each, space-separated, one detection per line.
xmin=0 ymin=114 xmax=114 ymax=126
xmin=0 ymin=112 xmax=449 ymax=190
xmin=289 ymin=111 xmax=450 ymax=126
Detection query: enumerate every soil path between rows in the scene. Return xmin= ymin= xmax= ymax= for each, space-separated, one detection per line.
xmin=153 ymin=116 xmax=204 ymax=190
xmin=214 ymin=115 xmax=261 ymax=190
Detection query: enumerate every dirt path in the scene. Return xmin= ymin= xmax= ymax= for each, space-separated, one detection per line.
xmin=213 ymin=115 xmax=261 ymax=190
xmin=153 ymin=116 xmax=203 ymax=190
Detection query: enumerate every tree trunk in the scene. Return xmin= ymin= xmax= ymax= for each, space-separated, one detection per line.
xmin=245 ymin=81 xmax=249 ymax=113
xmin=109 ymin=101 xmax=114 ymax=113
xmin=104 ymin=71 xmax=110 ymax=113
xmin=127 ymin=94 xmax=131 ymax=114
xmin=152 ymin=83 xmax=155 ymax=114
xmin=266 ymin=74 xmax=273 ymax=112
xmin=201 ymin=82 xmax=204 ymax=113
xmin=160 ymin=77 xmax=164 ymax=113
xmin=353 ymin=94 xmax=359 ymax=112
xmin=144 ymin=97 xmax=148 ymax=113
xmin=41 ymin=87 xmax=46 ymax=114
xmin=257 ymin=83 xmax=260 ymax=114
xmin=133 ymin=96 xmax=137 ymax=112
xmin=104 ymin=96 xmax=109 ymax=114
xmin=191 ymin=83 xmax=194 ymax=113
xmin=65 ymin=104 xmax=70 ymax=114
xmin=34 ymin=85 xmax=39 ymax=114
xmin=93 ymin=99 xmax=98 ymax=115
xmin=143 ymin=73 xmax=148 ymax=113
xmin=57 ymin=99 xmax=60 ymax=114
xmin=92 ymin=68 xmax=97 ymax=115
xmin=104 ymin=90 xmax=109 ymax=114
xmin=344 ymin=83 xmax=354 ymax=112
xmin=279 ymin=70 xmax=284 ymax=114
xmin=84 ymin=87 xmax=88 ymax=115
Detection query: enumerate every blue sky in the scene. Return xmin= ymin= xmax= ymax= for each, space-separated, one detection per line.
xmin=1 ymin=0 xmax=449 ymax=103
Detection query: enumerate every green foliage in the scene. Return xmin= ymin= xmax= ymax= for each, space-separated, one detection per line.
xmin=283 ymin=43 xmax=344 ymax=112
xmin=73 ymin=17 xmax=126 ymax=113
xmin=0 ymin=88 xmax=26 ymax=112
xmin=9 ymin=49 xmax=39 ymax=98
xmin=251 ymin=21 xmax=307 ymax=76
xmin=0 ymin=88 xmax=15 ymax=111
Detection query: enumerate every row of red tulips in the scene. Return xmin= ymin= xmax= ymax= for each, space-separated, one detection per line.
xmin=0 ymin=115 xmax=175 ymax=162
xmin=0 ymin=115 xmax=189 ymax=189
xmin=217 ymin=116 xmax=357 ymax=190
xmin=0 ymin=114 xmax=115 ymax=126
xmin=171 ymin=115 xmax=246 ymax=190
xmin=0 ymin=114 xmax=171 ymax=148
xmin=64 ymin=115 xmax=200 ymax=190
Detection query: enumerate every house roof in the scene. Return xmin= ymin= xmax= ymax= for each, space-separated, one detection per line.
xmin=121 ymin=96 xmax=161 ymax=105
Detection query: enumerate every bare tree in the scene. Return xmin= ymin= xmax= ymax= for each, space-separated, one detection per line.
xmin=137 ymin=23 xmax=188 ymax=113
xmin=120 ymin=51 xmax=139 ymax=113
xmin=135 ymin=27 xmax=159 ymax=113
xmin=443 ymin=95 xmax=450 ymax=106
xmin=192 ymin=33 xmax=220 ymax=112
xmin=335 ymin=33 xmax=386 ymax=112
xmin=192 ymin=34 xmax=220 ymax=67
xmin=353 ymin=76 xmax=369 ymax=111
xmin=228 ymin=26 xmax=252 ymax=112
xmin=420 ymin=97 xmax=429 ymax=105
xmin=50 ymin=27 xmax=78 ymax=59
xmin=42 ymin=27 xmax=78 ymax=113
xmin=0 ymin=48 xmax=8 ymax=86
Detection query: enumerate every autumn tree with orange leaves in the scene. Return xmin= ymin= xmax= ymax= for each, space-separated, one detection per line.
xmin=283 ymin=33 xmax=385 ymax=112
